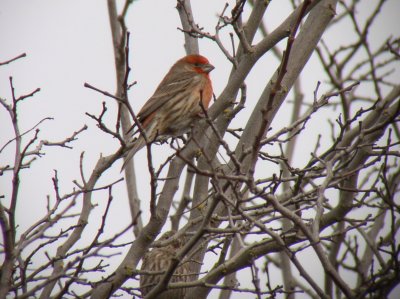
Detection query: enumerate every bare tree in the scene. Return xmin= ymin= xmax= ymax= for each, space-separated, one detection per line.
xmin=1 ymin=0 xmax=399 ymax=298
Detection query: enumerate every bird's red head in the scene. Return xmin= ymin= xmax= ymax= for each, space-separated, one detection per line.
xmin=183 ymin=54 xmax=210 ymax=65
xmin=181 ymin=54 xmax=215 ymax=74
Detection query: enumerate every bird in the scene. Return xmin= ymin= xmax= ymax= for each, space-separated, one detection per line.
xmin=121 ymin=54 xmax=214 ymax=170
xmin=140 ymin=231 xmax=189 ymax=299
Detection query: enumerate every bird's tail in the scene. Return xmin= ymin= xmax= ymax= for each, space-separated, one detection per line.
xmin=121 ymin=136 xmax=146 ymax=171
xmin=121 ymin=121 xmax=157 ymax=171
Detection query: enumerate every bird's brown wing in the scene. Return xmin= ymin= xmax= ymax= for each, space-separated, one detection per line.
xmin=137 ymin=70 xmax=200 ymax=123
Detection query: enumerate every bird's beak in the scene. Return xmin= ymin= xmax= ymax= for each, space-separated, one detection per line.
xmin=203 ymin=63 xmax=215 ymax=74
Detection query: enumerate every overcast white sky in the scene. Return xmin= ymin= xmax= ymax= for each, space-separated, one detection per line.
xmin=1 ymin=1 xmax=399 ymax=298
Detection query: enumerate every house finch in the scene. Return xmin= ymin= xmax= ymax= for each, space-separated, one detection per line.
xmin=140 ymin=231 xmax=189 ymax=299
xmin=122 ymin=54 xmax=214 ymax=170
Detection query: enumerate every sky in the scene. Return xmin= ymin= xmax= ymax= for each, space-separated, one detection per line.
xmin=1 ymin=0 xmax=399 ymax=298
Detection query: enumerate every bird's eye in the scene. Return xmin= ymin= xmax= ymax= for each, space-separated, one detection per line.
xmin=194 ymin=62 xmax=201 ymax=67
